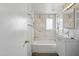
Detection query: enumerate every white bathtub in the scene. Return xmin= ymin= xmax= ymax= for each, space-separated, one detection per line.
xmin=32 ymin=40 xmax=56 ymax=53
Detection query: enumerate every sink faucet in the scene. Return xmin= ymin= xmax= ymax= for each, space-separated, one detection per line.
xmin=65 ymin=31 xmax=69 ymax=37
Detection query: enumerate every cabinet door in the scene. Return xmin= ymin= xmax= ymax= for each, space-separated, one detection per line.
xmin=56 ymin=37 xmax=65 ymax=56
xmin=65 ymin=39 xmax=79 ymax=56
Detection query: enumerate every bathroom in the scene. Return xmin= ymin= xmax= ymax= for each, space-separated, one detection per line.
xmin=0 ymin=3 xmax=79 ymax=56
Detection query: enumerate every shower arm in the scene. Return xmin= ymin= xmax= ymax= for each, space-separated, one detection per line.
xmin=27 ymin=24 xmax=41 ymax=32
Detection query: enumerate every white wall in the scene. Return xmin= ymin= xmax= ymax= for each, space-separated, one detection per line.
xmin=0 ymin=3 xmax=32 ymax=56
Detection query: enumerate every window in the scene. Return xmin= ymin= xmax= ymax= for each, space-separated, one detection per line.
xmin=46 ymin=18 xmax=53 ymax=30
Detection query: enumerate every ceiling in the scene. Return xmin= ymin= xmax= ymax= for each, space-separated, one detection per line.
xmin=0 ymin=3 xmax=64 ymax=15
xmin=31 ymin=3 xmax=64 ymax=14
xmin=0 ymin=3 xmax=31 ymax=12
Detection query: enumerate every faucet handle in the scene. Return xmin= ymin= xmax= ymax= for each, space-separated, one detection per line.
xmin=71 ymin=37 xmax=74 ymax=39
xmin=23 ymin=41 xmax=29 ymax=47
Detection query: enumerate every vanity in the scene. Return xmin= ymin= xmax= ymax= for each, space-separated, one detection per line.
xmin=56 ymin=7 xmax=79 ymax=56
xmin=56 ymin=36 xmax=79 ymax=56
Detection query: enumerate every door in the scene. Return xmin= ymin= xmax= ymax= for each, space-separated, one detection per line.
xmin=0 ymin=3 xmax=32 ymax=56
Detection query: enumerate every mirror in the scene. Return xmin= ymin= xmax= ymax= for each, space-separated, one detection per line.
xmin=63 ymin=8 xmax=75 ymax=29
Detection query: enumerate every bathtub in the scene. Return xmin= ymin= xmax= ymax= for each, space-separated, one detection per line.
xmin=32 ymin=40 xmax=56 ymax=53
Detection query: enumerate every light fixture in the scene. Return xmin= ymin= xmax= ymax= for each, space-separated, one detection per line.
xmin=57 ymin=3 xmax=75 ymax=15
xmin=63 ymin=3 xmax=75 ymax=12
